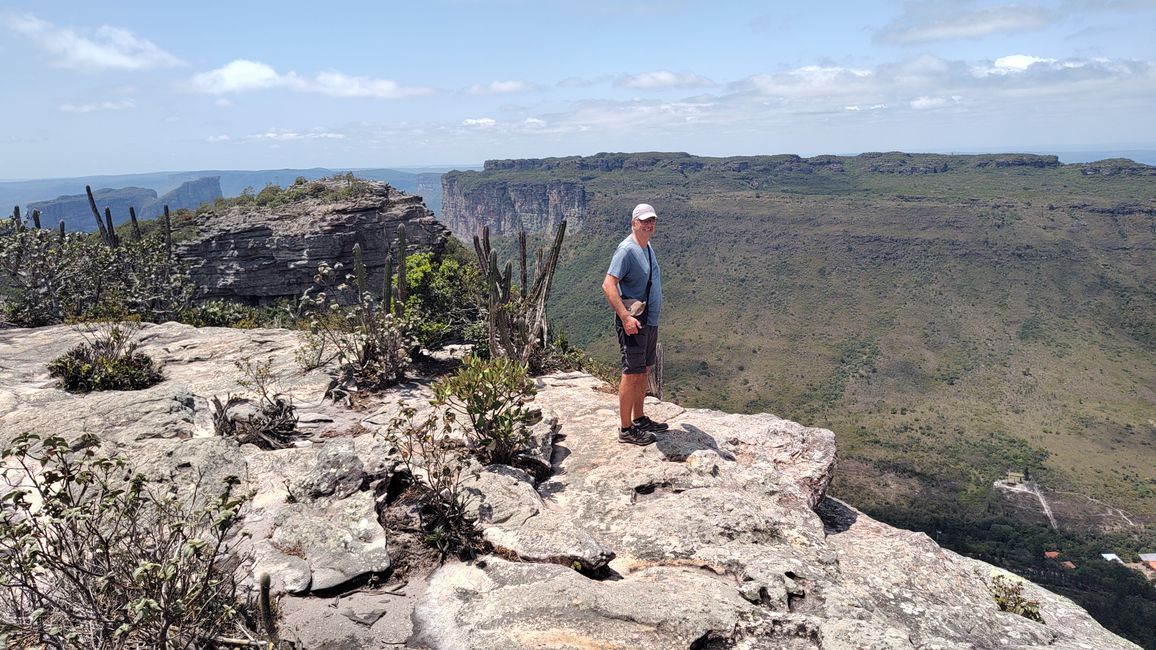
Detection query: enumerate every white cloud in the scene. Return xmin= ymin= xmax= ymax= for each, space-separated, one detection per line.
xmin=188 ymin=60 xmax=434 ymax=98
xmin=844 ymin=104 xmax=888 ymax=111
xmin=59 ymin=99 xmax=136 ymax=113
xmin=206 ymin=135 xmax=231 ymax=142
xmin=462 ymin=117 xmax=497 ymax=127
xmin=214 ymin=98 xmax=233 ymax=107
xmin=3 ymin=13 xmax=183 ymax=71
xmin=244 ymin=130 xmax=346 ymax=141
xmin=465 ymin=80 xmax=537 ymax=95
xmin=910 ymin=95 xmax=953 ymax=109
xmin=617 ymin=70 xmax=716 ymax=89
xmin=191 ymin=60 xmax=285 ymax=93
xmin=876 ymin=3 xmax=1053 ymax=44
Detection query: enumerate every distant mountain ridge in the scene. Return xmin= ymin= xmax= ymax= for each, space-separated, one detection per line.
xmin=27 ymin=178 xmax=223 ymax=232
xmin=1 ymin=166 xmax=467 ymax=231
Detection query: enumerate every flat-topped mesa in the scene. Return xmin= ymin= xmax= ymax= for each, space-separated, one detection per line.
xmin=178 ymin=178 xmax=451 ymax=304
xmin=441 ymin=151 xmax=1140 ymax=240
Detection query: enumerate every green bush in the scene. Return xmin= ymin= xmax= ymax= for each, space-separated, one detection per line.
xmin=400 ymin=251 xmax=483 ymax=352
xmin=986 ymin=574 xmax=1044 ymax=623
xmin=433 ymin=356 xmax=541 ymax=465
xmin=0 ymin=432 xmax=256 ymax=648
xmin=48 ymin=321 xmax=163 ymax=393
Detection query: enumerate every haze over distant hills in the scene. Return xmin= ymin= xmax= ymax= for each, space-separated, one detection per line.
xmin=0 ymin=166 xmax=470 ymax=230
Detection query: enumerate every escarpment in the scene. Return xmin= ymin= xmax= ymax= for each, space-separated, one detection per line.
xmin=0 ymin=323 xmax=1139 ymax=650
xmin=178 ymin=179 xmax=450 ymax=303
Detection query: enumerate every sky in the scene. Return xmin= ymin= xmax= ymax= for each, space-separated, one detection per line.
xmin=2 ymin=0 xmax=1155 ymax=179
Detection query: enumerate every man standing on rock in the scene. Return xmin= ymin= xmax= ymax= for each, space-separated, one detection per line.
xmin=601 ymin=203 xmax=669 ymax=445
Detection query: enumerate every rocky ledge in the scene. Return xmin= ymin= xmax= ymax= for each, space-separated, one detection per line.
xmin=0 ymin=323 xmax=1138 ymax=649
xmin=178 ymin=179 xmax=450 ymax=303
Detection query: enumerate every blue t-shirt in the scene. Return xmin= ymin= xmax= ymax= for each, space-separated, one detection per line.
xmin=607 ymin=236 xmax=662 ymax=326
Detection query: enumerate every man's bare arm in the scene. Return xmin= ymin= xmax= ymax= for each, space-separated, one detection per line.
xmin=602 ymin=274 xmax=641 ymax=334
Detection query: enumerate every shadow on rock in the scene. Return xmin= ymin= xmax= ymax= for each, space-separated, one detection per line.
xmin=814 ymin=496 xmax=858 ymax=534
xmin=656 ymin=424 xmax=737 ymax=462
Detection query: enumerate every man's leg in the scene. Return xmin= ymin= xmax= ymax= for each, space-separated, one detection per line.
xmin=631 ymin=367 xmax=649 ymax=422
xmin=620 ymin=371 xmax=646 ymax=429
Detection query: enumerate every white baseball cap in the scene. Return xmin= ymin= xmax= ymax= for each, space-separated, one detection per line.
xmin=632 ymin=203 xmax=657 ymax=221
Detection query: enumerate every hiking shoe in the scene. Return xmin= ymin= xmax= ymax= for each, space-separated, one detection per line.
xmin=618 ymin=426 xmax=657 ymax=446
xmin=633 ymin=415 xmax=669 ymax=433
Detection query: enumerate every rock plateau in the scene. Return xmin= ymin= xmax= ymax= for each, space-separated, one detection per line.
xmin=0 ymin=323 xmax=1139 ymax=649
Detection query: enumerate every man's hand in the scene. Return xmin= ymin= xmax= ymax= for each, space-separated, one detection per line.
xmin=622 ymin=315 xmax=641 ymax=335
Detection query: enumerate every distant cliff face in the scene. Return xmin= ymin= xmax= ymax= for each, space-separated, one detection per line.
xmin=179 ymin=179 xmax=450 ymax=303
xmin=25 ymin=177 xmax=223 ymax=233
xmin=148 ymin=177 xmax=223 ymax=218
xmin=440 ymin=176 xmax=585 ymax=239
xmin=28 ymin=187 xmax=157 ymax=232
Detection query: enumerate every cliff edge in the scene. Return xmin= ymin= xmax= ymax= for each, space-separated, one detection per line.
xmin=0 ymin=323 xmax=1138 ymax=649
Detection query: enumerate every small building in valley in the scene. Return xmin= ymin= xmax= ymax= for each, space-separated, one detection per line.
xmin=1100 ymin=553 xmax=1123 ymax=563
xmin=1044 ymin=550 xmax=1060 ymax=559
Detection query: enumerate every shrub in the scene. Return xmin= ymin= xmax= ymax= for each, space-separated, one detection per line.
xmin=211 ymin=357 xmax=300 ymax=450
xmin=400 ymin=251 xmax=483 ymax=352
xmin=47 ymin=321 xmax=163 ymax=393
xmin=298 ymin=260 xmax=413 ymax=392
xmin=986 ymin=574 xmax=1044 ymax=623
xmin=433 ymin=356 xmax=541 ymax=465
xmin=385 ymin=405 xmax=480 ymax=560
xmin=0 ymin=225 xmax=193 ymax=327
xmin=0 ymin=432 xmax=255 ymax=648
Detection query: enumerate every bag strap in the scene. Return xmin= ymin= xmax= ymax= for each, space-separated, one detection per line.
xmin=644 ymin=245 xmax=653 ymax=308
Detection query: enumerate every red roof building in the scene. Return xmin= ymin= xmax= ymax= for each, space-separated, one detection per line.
xmin=1044 ymin=551 xmax=1060 ymax=559
xmin=1061 ymin=561 xmax=1077 ymax=570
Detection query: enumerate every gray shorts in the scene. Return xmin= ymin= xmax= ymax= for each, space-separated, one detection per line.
xmin=615 ymin=319 xmax=658 ymax=375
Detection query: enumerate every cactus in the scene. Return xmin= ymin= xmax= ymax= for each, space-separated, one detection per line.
xmin=58 ymin=219 xmax=66 ymax=242
xmin=471 ymin=220 xmax=567 ymax=363
xmin=395 ymin=224 xmax=407 ymax=316
xmin=382 ymin=251 xmax=394 ymax=315
xmin=10 ymin=206 xmax=23 ymax=232
xmin=129 ymin=207 xmax=141 ymax=241
xmin=162 ymin=205 xmax=172 ymax=258
xmin=518 ymin=231 xmax=528 ymax=298
xmin=31 ymin=209 xmax=41 ymax=230
xmin=352 ymin=242 xmax=367 ymax=295
xmin=85 ymin=185 xmax=110 ymax=244
xmin=258 ymin=572 xmax=278 ymax=639
xmin=103 ymin=208 xmax=118 ymax=247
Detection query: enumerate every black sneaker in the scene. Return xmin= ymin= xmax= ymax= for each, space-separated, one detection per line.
xmin=633 ymin=415 xmax=669 ymax=433
xmin=618 ymin=426 xmax=657 ymax=446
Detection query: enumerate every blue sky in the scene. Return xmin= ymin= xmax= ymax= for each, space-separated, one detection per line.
xmin=2 ymin=0 xmax=1155 ymax=179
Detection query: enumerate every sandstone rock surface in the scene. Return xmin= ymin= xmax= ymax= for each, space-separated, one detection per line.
xmin=0 ymin=325 xmax=1139 ymax=649
xmin=178 ymin=179 xmax=450 ymax=303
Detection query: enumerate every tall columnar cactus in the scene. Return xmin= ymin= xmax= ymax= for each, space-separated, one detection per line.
xmin=162 ymin=205 xmax=173 ymax=259
xmin=85 ymin=185 xmax=110 ymax=244
xmin=352 ymin=242 xmax=368 ymax=295
xmin=382 ymin=250 xmax=394 ymax=315
xmin=395 ymin=224 xmax=407 ymax=317
xmin=58 ymin=220 xmax=65 ymax=243
xmin=472 ymin=220 xmax=567 ymax=363
xmin=30 ymin=209 xmax=41 ymax=230
xmin=129 ymin=207 xmax=141 ymax=241
xmin=103 ymin=208 xmax=118 ymax=247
